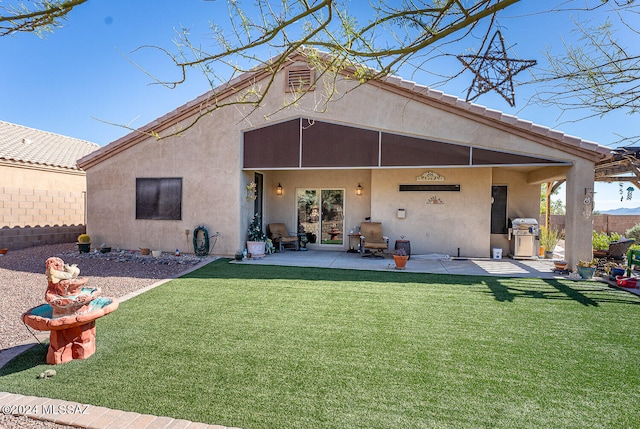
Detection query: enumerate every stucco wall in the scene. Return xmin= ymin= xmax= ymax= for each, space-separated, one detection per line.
xmin=86 ymin=110 xmax=245 ymax=255
xmin=564 ymin=157 xmax=597 ymax=266
xmin=367 ymin=168 xmax=491 ymax=257
xmin=0 ymin=164 xmax=86 ymax=228
xmin=84 ymin=64 xmax=598 ymax=260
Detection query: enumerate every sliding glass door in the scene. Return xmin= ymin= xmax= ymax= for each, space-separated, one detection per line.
xmin=296 ymin=189 xmax=344 ymax=246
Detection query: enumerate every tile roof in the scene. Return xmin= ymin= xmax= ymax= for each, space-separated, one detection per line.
xmin=377 ymin=75 xmax=612 ymax=157
xmin=0 ymin=121 xmax=99 ymax=171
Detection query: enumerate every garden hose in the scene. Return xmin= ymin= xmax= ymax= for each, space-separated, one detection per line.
xmin=193 ymin=226 xmax=210 ymax=256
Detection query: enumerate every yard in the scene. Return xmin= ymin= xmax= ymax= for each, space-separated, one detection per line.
xmin=1 ymin=259 xmax=639 ymax=428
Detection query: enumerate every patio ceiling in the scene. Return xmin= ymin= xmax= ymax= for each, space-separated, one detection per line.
xmin=243 ymin=118 xmax=572 ymax=170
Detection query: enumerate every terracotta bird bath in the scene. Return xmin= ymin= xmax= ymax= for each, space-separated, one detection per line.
xmin=22 ymin=257 xmax=118 ymax=364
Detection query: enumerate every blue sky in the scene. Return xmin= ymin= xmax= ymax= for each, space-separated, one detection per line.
xmin=1 ymin=0 xmax=639 ymax=212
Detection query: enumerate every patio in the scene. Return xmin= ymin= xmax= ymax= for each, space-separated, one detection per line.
xmin=235 ymin=249 xmax=563 ymax=278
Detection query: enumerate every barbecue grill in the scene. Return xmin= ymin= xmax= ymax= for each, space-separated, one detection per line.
xmin=508 ymin=218 xmax=539 ymax=259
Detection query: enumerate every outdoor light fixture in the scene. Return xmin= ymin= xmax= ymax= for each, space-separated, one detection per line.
xmin=356 ymin=183 xmax=363 ymax=195
xmin=276 ymin=183 xmax=283 ymax=195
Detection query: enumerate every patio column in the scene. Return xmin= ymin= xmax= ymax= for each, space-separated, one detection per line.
xmin=564 ymin=158 xmax=595 ymax=268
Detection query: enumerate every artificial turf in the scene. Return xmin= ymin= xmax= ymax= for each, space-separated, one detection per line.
xmin=1 ymin=259 xmax=639 ymax=428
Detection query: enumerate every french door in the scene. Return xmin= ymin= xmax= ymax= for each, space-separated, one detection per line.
xmin=296 ymin=189 xmax=344 ymax=246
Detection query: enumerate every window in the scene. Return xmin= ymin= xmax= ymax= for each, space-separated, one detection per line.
xmin=136 ymin=178 xmax=182 ymax=220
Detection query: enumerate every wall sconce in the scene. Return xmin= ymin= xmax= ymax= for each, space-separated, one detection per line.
xmin=356 ymin=183 xmax=363 ymax=196
xmin=276 ymin=183 xmax=283 ymax=195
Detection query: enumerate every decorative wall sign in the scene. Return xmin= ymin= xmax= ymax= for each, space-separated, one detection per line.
xmin=417 ymin=171 xmax=445 ymax=182
xmin=426 ymin=196 xmax=444 ymax=205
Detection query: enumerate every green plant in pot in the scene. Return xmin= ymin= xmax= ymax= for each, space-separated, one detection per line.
xmin=576 ymin=259 xmax=598 ymax=280
xmin=604 ymin=261 xmax=627 ymax=278
xmin=539 ymin=226 xmax=560 ymax=258
xmin=77 ymin=234 xmax=91 ymax=253
xmin=393 ymin=247 xmax=409 ymax=270
xmin=246 ymin=213 xmax=267 ymax=258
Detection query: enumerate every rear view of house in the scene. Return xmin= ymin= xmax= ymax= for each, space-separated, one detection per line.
xmin=78 ymin=52 xmax=609 ymax=268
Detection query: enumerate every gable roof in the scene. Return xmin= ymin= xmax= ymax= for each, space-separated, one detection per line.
xmin=0 ymin=120 xmax=99 ymax=171
xmin=78 ymin=52 xmax=611 ymax=169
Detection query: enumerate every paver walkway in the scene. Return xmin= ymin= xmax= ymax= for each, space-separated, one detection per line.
xmin=0 ymin=391 xmax=236 ymax=428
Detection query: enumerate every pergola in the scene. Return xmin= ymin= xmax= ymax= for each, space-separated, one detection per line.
xmin=544 ymin=147 xmax=640 ymax=226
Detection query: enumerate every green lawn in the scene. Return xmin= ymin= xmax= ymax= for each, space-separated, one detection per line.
xmin=2 ymin=260 xmax=639 ymax=428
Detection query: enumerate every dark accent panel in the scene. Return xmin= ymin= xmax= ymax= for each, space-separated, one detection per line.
xmin=381 ymin=133 xmax=470 ymax=166
xmin=301 ymin=120 xmax=379 ymax=167
xmin=491 ymin=185 xmax=508 ymax=234
xmin=399 ymin=184 xmax=461 ymax=192
xmin=243 ymin=119 xmax=300 ymax=168
xmin=473 ymin=148 xmax=558 ymax=165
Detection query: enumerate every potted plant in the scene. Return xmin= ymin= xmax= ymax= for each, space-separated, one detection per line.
xmin=393 ymin=247 xmax=409 ymax=270
xmin=576 ymin=259 xmax=598 ymax=279
xmin=604 ymin=262 xmax=627 ymax=279
xmin=246 ymin=213 xmax=266 ymax=258
xmin=592 ymin=231 xmax=621 ymax=258
xmin=77 ymin=234 xmax=91 ymax=253
xmin=297 ymin=222 xmax=309 ymax=250
xmin=539 ymin=226 xmax=560 ymax=259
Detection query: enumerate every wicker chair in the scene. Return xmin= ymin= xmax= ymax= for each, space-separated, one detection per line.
xmin=595 ymin=238 xmax=634 ymax=272
xmin=268 ymin=223 xmax=299 ymax=252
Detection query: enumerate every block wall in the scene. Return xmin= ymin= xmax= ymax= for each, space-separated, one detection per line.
xmin=0 ymin=187 xmax=86 ymax=228
xmin=549 ymin=214 xmax=640 ymax=236
xmin=0 ymin=224 xmax=86 ymax=250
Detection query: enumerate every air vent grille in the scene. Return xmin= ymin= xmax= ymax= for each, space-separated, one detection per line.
xmin=286 ymin=67 xmax=314 ymax=92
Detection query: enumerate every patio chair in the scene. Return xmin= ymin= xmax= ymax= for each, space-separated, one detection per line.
xmin=268 ymin=223 xmax=300 ymax=252
xmin=359 ymin=222 xmax=389 ymax=258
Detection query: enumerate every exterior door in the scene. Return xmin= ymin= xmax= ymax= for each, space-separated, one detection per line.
xmin=254 ymin=172 xmax=263 ymax=220
xmin=297 ymin=189 xmax=344 ymax=247
xmin=491 ymin=185 xmax=507 ymax=234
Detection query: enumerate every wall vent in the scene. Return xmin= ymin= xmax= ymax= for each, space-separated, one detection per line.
xmin=286 ymin=67 xmax=314 ymax=92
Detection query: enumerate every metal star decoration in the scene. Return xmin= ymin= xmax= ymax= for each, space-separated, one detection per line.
xmin=457 ymin=30 xmax=536 ymax=107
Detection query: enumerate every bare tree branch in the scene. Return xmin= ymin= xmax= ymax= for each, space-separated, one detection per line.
xmin=531 ymin=2 xmax=640 ymax=143
xmin=0 ymin=0 xmax=88 ymax=36
xmin=127 ymin=0 xmax=522 ymax=140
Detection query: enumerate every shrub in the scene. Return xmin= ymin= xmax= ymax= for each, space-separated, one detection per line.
xmin=625 ymin=224 xmax=640 ymax=242
xmin=592 ymin=231 xmax=621 ymax=250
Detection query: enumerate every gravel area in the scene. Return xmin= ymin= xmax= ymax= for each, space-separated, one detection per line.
xmin=0 ymin=243 xmax=214 ymax=429
xmin=0 ymin=414 xmax=76 ymax=429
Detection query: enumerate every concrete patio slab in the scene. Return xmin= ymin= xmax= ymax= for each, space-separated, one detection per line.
xmin=232 ymin=249 xmax=565 ymax=279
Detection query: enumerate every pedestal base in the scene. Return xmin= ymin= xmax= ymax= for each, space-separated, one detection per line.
xmin=47 ymin=321 xmax=96 ymax=364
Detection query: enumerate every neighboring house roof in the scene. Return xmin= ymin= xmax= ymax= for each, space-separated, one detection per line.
xmin=78 ymin=52 xmax=611 ymax=170
xmin=0 ymin=120 xmax=99 ymax=171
